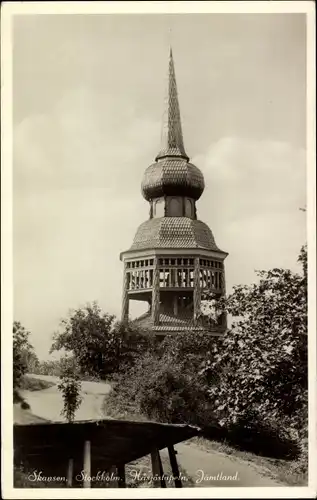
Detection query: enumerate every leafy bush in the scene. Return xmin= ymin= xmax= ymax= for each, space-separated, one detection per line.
xmin=33 ymin=359 xmax=63 ymax=377
xmin=201 ymin=245 xmax=307 ymax=453
xmin=107 ymin=247 xmax=307 ymax=463
xmin=50 ymin=302 xmax=153 ymax=379
xmin=13 ymin=322 xmax=34 ymax=389
xmin=19 ymin=376 xmax=55 ymax=391
xmin=107 ymin=331 xmax=216 ymax=428
xmin=57 ymin=357 xmax=82 ymax=422
xmin=20 ymin=400 xmax=31 ymax=410
xmin=13 ymin=321 xmax=39 ymax=409
xmin=158 ymin=330 xmax=217 ymax=377
xmin=289 ymin=437 xmax=308 ymax=481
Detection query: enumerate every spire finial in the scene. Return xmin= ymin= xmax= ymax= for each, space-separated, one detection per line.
xmin=168 ymin=27 xmax=173 ymax=51
xmin=156 ymin=45 xmax=189 ymax=162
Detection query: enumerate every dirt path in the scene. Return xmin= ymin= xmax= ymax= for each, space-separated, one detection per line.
xmin=168 ymin=442 xmax=282 ymax=487
xmin=22 ymin=374 xmax=282 ymax=487
xmin=20 ymin=374 xmax=111 ymax=422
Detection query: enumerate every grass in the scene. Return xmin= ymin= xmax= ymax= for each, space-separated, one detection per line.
xmin=188 ymin=436 xmax=308 ymax=487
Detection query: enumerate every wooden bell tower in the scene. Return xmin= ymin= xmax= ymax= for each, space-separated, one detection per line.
xmin=120 ymin=48 xmax=228 ymax=337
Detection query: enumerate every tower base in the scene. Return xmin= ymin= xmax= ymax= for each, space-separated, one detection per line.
xmin=133 ymin=308 xmax=226 ymax=338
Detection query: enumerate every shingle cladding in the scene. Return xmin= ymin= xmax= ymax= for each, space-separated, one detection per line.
xmin=129 ymin=217 xmax=221 ymax=252
xmin=141 ymin=158 xmax=205 ymax=201
xmin=134 ymin=311 xmax=221 ymax=334
xmin=155 ymin=48 xmax=188 ymax=162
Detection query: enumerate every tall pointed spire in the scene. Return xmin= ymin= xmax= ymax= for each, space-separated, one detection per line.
xmin=156 ymin=48 xmax=189 ymax=162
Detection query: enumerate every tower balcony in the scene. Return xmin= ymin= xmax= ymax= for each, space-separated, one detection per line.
xmin=120 ymin=252 xmax=227 ymax=337
xmin=124 ymin=255 xmax=225 ymax=298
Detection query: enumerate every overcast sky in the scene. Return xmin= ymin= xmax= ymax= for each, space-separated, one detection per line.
xmin=13 ymin=13 xmax=307 ymax=359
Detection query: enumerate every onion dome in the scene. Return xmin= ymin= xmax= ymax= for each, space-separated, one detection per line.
xmin=141 ymin=48 xmax=205 ymax=201
xmin=142 ymin=158 xmax=205 ymax=201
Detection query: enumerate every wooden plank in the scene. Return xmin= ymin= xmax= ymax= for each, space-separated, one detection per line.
xmin=151 ymin=449 xmax=166 ymax=488
xmin=168 ymin=445 xmax=182 ymax=488
xmin=83 ymin=440 xmax=91 ymax=488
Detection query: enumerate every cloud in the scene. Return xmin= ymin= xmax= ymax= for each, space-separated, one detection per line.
xmin=14 ymin=85 xmax=160 ymax=194
xmin=13 ymin=96 xmax=306 ymax=359
xmin=193 ymin=137 xmax=306 ymax=290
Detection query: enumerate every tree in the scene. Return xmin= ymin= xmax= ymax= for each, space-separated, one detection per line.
xmin=35 ymin=359 xmax=65 ymax=376
xmin=58 ymin=356 xmax=82 ymax=422
xmin=201 ymin=245 xmax=308 ymax=443
xmin=24 ymin=350 xmax=40 ymax=374
xmin=50 ymin=302 xmax=152 ymax=379
xmin=13 ymin=321 xmax=34 ymax=389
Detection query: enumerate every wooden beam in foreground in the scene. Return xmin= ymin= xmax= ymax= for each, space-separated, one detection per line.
xmin=168 ymin=445 xmax=182 ymax=488
xmin=83 ymin=440 xmax=91 ymax=488
xmin=117 ymin=465 xmax=126 ymax=488
xmin=151 ymin=449 xmax=166 ymax=488
xmin=66 ymin=458 xmax=73 ymax=487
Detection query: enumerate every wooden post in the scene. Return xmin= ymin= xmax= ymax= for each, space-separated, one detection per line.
xmin=168 ymin=445 xmax=182 ymax=488
xmin=66 ymin=458 xmax=73 ymax=487
xmin=83 ymin=440 xmax=91 ymax=488
xmin=221 ymin=263 xmax=227 ymax=331
xmin=152 ymin=263 xmax=160 ymax=325
xmin=121 ymin=263 xmax=129 ymax=323
xmin=105 ymin=465 xmax=117 ymax=487
xmin=173 ymin=295 xmax=178 ymax=316
xmin=193 ymin=257 xmax=201 ymax=324
xmin=117 ymin=465 xmax=126 ymax=488
xmin=151 ymin=449 xmax=166 ymax=488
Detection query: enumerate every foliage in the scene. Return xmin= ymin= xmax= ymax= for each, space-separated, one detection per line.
xmin=135 ymin=357 xmax=210 ymax=426
xmin=13 ymin=321 xmax=35 ymax=388
xmin=20 ymin=400 xmax=31 ymax=410
xmin=201 ymin=245 xmax=307 ymax=445
xmin=19 ymin=376 xmax=55 ymax=391
xmin=158 ymin=330 xmax=216 ymax=377
xmin=24 ymin=350 xmax=40 ymax=374
xmin=107 ymin=331 xmax=215 ymax=428
xmin=33 ymin=359 xmax=63 ymax=377
xmin=50 ymin=302 xmax=153 ymax=379
xmin=57 ymin=356 xmax=82 ymax=422
xmin=106 ymin=246 xmax=307 ymax=463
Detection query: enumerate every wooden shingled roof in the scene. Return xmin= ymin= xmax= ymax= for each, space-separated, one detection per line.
xmin=129 ymin=217 xmax=222 ymax=252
